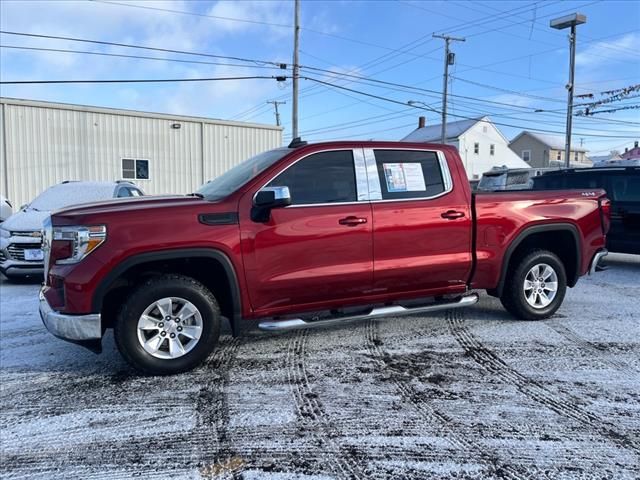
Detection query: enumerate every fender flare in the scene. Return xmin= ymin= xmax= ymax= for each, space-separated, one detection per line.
xmin=92 ymin=248 xmax=243 ymax=336
xmin=494 ymin=223 xmax=581 ymax=297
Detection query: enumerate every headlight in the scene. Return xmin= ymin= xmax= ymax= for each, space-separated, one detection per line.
xmin=0 ymin=227 xmax=9 ymax=239
xmin=52 ymin=225 xmax=106 ymax=264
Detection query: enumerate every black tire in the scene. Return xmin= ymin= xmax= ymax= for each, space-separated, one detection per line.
xmin=114 ymin=274 xmax=221 ymax=375
xmin=500 ymin=249 xmax=567 ymax=320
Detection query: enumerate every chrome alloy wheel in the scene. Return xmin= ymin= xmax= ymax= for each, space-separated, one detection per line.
xmin=136 ymin=297 xmax=203 ymax=359
xmin=523 ymin=263 xmax=558 ymax=309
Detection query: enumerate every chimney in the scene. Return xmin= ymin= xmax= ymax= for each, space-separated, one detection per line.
xmin=418 ymin=116 xmax=426 ymax=129
xmin=635 ymin=141 xmax=638 ymax=148
xmin=625 ymin=147 xmax=629 ymax=153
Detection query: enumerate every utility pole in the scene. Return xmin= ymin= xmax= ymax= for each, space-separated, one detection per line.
xmin=433 ymin=34 xmax=465 ymax=145
xmin=267 ymin=100 xmax=286 ymax=126
xmin=292 ymin=0 xmax=300 ymax=139
xmin=551 ymin=13 xmax=586 ymax=168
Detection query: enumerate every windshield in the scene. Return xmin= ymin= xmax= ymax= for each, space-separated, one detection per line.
xmin=197 ymin=148 xmax=292 ymax=200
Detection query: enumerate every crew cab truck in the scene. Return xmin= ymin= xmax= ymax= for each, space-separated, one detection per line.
xmin=39 ymin=141 xmax=610 ymax=375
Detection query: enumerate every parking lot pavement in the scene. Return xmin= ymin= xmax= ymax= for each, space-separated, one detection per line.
xmin=1 ymin=254 xmax=639 ymax=479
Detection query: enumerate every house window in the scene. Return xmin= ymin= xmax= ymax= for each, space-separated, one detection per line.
xmin=482 ymin=126 xmax=488 ymax=133
xmin=556 ymin=151 xmax=562 ymax=161
xmin=122 ymin=158 xmax=150 ymax=180
xmin=474 ymin=142 xmax=479 ymax=154
xmin=574 ymin=151 xmax=579 ymax=162
xmin=490 ymin=144 xmax=495 ymax=156
xmin=522 ymin=150 xmax=531 ymax=162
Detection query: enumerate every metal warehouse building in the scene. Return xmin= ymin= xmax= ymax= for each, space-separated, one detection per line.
xmin=0 ymin=97 xmax=283 ymax=207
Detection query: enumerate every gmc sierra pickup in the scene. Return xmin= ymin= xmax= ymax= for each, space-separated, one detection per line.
xmin=39 ymin=141 xmax=610 ymax=374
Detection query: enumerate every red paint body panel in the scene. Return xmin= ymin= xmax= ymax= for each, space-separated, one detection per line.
xmin=44 ymin=141 xmax=609 ymax=324
xmin=472 ymin=190 xmax=607 ymax=289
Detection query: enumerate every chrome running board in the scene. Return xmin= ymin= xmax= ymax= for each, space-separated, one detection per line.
xmin=258 ymin=293 xmax=479 ymax=332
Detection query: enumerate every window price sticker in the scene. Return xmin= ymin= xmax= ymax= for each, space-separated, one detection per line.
xmin=383 ymin=163 xmax=426 ymax=192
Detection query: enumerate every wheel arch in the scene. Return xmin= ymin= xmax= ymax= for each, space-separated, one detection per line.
xmin=493 ymin=223 xmax=581 ymax=297
xmin=93 ymin=248 xmax=243 ymax=336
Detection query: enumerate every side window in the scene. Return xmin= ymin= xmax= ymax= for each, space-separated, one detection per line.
xmin=117 ymin=187 xmax=143 ymax=198
xmin=374 ymin=150 xmax=446 ymax=200
xmin=611 ymin=175 xmax=640 ymax=202
xmin=116 ymin=187 xmax=132 ymax=198
xmin=267 ymin=150 xmax=356 ymax=205
xmin=490 ymin=144 xmax=495 ymax=156
xmin=522 ymin=150 xmax=531 ymax=162
xmin=474 ymin=142 xmax=480 ymax=154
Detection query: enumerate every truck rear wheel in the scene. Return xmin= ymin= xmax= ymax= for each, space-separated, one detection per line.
xmin=500 ymin=249 xmax=567 ymax=320
xmin=114 ymin=274 xmax=221 ymax=375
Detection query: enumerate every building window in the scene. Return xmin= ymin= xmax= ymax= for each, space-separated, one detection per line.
xmin=482 ymin=126 xmax=488 ymax=133
xmin=474 ymin=142 xmax=479 ymax=154
xmin=574 ymin=151 xmax=579 ymax=162
xmin=490 ymin=144 xmax=495 ymax=156
xmin=522 ymin=150 xmax=531 ymax=162
xmin=556 ymin=151 xmax=562 ymax=161
xmin=122 ymin=158 xmax=150 ymax=180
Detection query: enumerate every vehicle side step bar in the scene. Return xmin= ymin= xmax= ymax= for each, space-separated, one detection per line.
xmin=258 ymin=293 xmax=479 ymax=332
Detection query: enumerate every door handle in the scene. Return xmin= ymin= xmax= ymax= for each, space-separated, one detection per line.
xmin=339 ymin=216 xmax=368 ymax=226
xmin=441 ymin=210 xmax=465 ymax=220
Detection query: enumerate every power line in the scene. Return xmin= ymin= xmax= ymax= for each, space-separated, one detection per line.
xmin=300 ymin=76 xmax=638 ymax=139
xmin=0 ymin=75 xmax=282 ymax=85
xmin=0 ymin=45 xmax=283 ymax=70
xmin=0 ymin=30 xmax=285 ymax=67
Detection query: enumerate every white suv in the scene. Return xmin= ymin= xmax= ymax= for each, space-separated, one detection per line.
xmin=0 ymin=181 xmax=143 ymax=280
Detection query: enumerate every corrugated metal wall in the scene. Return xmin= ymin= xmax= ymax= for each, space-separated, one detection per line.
xmin=0 ymin=99 xmax=282 ymax=207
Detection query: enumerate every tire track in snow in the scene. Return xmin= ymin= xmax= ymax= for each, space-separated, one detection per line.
xmin=544 ymin=320 xmax=640 ymax=378
xmin=447 ymin=309 xmax=640 ymax=455
xmin=285 ymin=329 xmax=367 ymax=480
xmin=0 ymin=336 xmax=244 ymax=479
xmin=195 ymin=336 xmax=243 ymax=477
xmin=364 ymin=319 xmax=530 ymax=480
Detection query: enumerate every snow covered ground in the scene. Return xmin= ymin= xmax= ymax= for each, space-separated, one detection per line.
xmin=1 ymin=254 xmax=638 ymax=479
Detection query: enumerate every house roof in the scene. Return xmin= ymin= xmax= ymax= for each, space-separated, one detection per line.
xmin=511 ymin=131 xmax=588 ymax=152
xmin=402 ymin=117 xmax=482 ymax=142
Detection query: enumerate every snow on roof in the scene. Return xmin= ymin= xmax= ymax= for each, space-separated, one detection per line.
xmin=516 ymin=131 xmax=588 ymax=152
xmin=29 ymin=182 xmax=119 ymax=211
xmin=402 ymin=118 xmax=481 ymax=142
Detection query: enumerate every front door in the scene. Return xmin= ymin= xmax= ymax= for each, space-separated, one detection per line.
xmin=240 ymin=149 xmax=374 ymax=315
xmin=367 ymin=148 xmax=473 ymax=296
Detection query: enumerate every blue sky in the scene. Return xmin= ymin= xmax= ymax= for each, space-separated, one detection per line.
xmin=1 ymin=0 xmax=639 ymax=155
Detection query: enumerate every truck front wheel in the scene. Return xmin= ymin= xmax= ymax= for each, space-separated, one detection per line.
xmin=500 ymin=249 xmax=567 ymax=320
xmin=114 ymin=275 xmax=221 ymax=375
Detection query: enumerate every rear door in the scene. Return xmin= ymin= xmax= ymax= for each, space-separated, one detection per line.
xmin=366 ymin=148 xmax=473 ymax=296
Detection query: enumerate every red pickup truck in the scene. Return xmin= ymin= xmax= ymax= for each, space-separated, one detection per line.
xmin=39 ymin=141 xmax=610 ymax=374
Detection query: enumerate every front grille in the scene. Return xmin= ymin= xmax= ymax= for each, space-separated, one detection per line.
xmin=11 ymin=231 xmax=42 ymax=238
xmin=7 ymin=243 xmax=43 ymax=262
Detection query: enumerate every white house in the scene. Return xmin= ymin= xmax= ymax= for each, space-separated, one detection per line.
xmin=402 ymin=116 xmax=529 ymax=180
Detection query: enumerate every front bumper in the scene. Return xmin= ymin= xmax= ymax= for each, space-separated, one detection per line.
xmin=589 ymin=249 xmax=608 ymax=275
xmin=39 ymin=288 xmax=102 ymax=342
xmin=1 ymin=261 xmax=44 ymax=278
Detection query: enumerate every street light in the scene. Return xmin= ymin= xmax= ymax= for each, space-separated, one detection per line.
xmin=551 ymin=12 xmax=587 ymax=168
